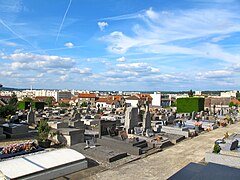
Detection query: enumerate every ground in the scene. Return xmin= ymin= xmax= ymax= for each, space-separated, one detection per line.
xmin=63 ymin=122 xmax=240 ymax=180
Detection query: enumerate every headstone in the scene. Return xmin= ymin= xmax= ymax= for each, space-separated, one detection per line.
xmin=143 ymin=100 xmax=151 ymax=131
xmin=97 ymin=103 xmax=100 ymax=114
xmin=134 ymin=127 xmax=143 ymax=135
xmin=124 ymin=107 xmax=138 ymax=134
xmin=119 ymin=130 xmax=128 ymax=140
xmin=69 ymin=120 xmax=85 ymax=129
xmin=73 ymin=111 xmax=81 ymax=120
xmin=146 ymin=129 xmax=150 ymax=137
xmin=27 ymin=105 xmax=35 ymax=125
xmin=191 ymin=111 xmax=196 ymax=120
xmin=0 ymin=127 xmax=6 ymax=140
xmin=230 ymin=140 xmax=239 ymax=150
xmin=85 ymin=139 xmax=96 ymax=149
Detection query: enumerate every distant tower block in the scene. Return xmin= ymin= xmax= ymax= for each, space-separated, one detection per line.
xmin=124 ymin=107 xmax=138 ymax=134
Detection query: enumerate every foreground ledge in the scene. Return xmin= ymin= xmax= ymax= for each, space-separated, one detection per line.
xmin=0 ymin=148 xmax=88 ymax=180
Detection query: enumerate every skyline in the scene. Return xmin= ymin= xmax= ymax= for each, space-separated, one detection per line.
xmin=0 ymin=0 xmax=240 ymax=91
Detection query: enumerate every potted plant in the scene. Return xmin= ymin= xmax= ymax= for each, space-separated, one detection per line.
xmin=37 ymin=120 xmax=51 ymax=148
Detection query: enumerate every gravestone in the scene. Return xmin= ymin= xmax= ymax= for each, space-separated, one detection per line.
xmin=221 ymin=139 xmax=239 ymax=151
xmin=143 ymin=100 xmax=151 ymax=131
xmin=0 ymin=127 xmax=6 ymax=140
xmin=230 ymin=140 xmax=239 ymax=150
xmin=124 ymin=107 xmax=138 ymax=134
xmin=69 ymin=120 xmax=85 ymax=129
xmin=27 ymin=106 xmax=35 ymax=125
xmin=58 ymin=128 xmax=85 ymax=146
xmin=73 ymin=111 xmax=81 ymax=120
xmin=85 ymin=139 xmax=96 ymax=149
xmin=99 ymin=120 xmax=119 ymax=138
xmin=97 ymin=103 xmax=100 ymax=114
xmin=191 ymin=111 xmax=196 ymax=120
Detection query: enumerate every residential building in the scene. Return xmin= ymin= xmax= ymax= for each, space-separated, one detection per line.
xmin=77 ymin=93 xmax=97 ymax=107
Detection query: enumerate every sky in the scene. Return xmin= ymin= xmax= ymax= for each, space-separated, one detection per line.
xmin=0 ymin=0 xmax=240 ymax=91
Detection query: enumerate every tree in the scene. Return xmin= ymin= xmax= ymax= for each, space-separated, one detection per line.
xmin=188 ymin=89 xmax=194 ymax=97
xmin=229 ymin=102 xmax=235 ymax=107
xmin=0 ymin=105 xmax=16 ymax=118
xmin=8 ymin=93 xmax=18 ymax=106
xmin=171 ymin=101 xmax=177 ymax=107
xmin=23 ymin=97 xmax=33 ymax=102
xmin=81 ymin=101 xmax=87 ymax=107
xmin=59 ymin=102 xmax=70 ymax=107
xmin=45 ymin=97 xmax=54 ymax=107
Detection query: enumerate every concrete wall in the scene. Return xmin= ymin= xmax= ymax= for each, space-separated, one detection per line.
xmin=205 ymin=152 xmax=240 ymax=168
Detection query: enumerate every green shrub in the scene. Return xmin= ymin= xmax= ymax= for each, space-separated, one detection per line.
xmin=37 ymin=120 xmax=51 ymax=142
xmin=213 ymin=144 xmax=221 ymax=154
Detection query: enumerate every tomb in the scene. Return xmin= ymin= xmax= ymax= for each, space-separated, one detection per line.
xmin=124 ymin=107 xmax=138 ymax=133
xmin=0 ymin=127 xmax=6 ymax=140
xmin=97 ymin=120 xmax=152 ymax=155
xmin=58 ymin=128 xmax=85 ymax=146
xmin=1 ymin=123 xmax=29 ymax=138
xmin=161 ymin=126 xmax=190 ymax=138
xmin=0 ymin=149 xmax=88 ymax=179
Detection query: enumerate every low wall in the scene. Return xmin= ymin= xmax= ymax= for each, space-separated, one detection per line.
xmin=205 ymin=152 xmax=240 ymax=168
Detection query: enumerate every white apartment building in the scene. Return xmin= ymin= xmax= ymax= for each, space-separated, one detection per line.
xmin=220 ymin=90 xmax=238 ymax=98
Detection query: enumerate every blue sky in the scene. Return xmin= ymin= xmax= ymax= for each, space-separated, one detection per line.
xmin=0 ymin=0 xmax=240 ymax=91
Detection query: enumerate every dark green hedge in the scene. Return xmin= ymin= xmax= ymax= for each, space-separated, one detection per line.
xmin=18 ymin=101 xmax=45 ymax=110
xmin=18 ymin=101 xmax=31 ymax=110
xmin=177 ymin=97 xmax=204 ymax=113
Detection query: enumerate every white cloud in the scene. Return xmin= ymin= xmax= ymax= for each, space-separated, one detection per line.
xmin=5 ymin=52 xmax=75 ymax=70
xmin=102 ymin=31 xmax=139 ymax=53
xmin=196 ymin=70 xmax=233 ymax=80
xmin=64 ymin=42 xmax=74 ymax=48
xmin=101 ymin=8 xmax=240 ymax=61
xmin=145 ymin=7 xmax=159 ymax=21
xmin=1 ymin=41 xmax=17 ymax=47
xmin=116 ymin=56 xmax=126 ymax=62
xmin=98 ymin=21 xmax=108 ymax=31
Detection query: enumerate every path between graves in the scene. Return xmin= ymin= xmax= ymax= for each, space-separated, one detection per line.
xmin=84 ymin=122 xmax=240 ymax=180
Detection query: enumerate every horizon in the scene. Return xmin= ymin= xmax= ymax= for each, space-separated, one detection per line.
xmin=0 ymin=0 xmax=240 ymax=91
xmin=0 ymin=85 xmax=237 ymax=93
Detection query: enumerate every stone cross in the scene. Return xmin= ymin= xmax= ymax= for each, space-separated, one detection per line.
xmin=27 ymin=103 xmax=35 ymax=124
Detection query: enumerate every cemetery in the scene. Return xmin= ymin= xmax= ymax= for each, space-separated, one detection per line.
xmin=0 ymin=94 xmax=240 ymax=179
xmin=205 ymin=132 xmax=240 ymax=168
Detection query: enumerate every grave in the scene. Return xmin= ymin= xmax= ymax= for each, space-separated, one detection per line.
xmin=125 ymin=107 xmax=138 ymax=134
xmin=161 ymin=126 xmax=190 ymax=138
xmin=27 ymin=105 xmax=35 ymax=124
xmin=1 ymin=123 xmax=29 ymax=138
xmin=58 ymin=128 xmax=85 ymax=146
xmin=72 ymin=143 xmax=128 ymax=163
xmin=142 ymin=100 xmax=151 ymax=130
xmin=48 ymin=121 xmax=68 ymax=129
xmin=98 ymin=120 xmax=151 ymax=155
xmin=220 ymin=139 xmax=239 ymax=151
xmin=69 ymin=120 xmax=85 ymax=129
xmin=0 ymin=149 xmax=88 ymax=179
xmin=0 ymin=127 xmax=6 ymax=140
